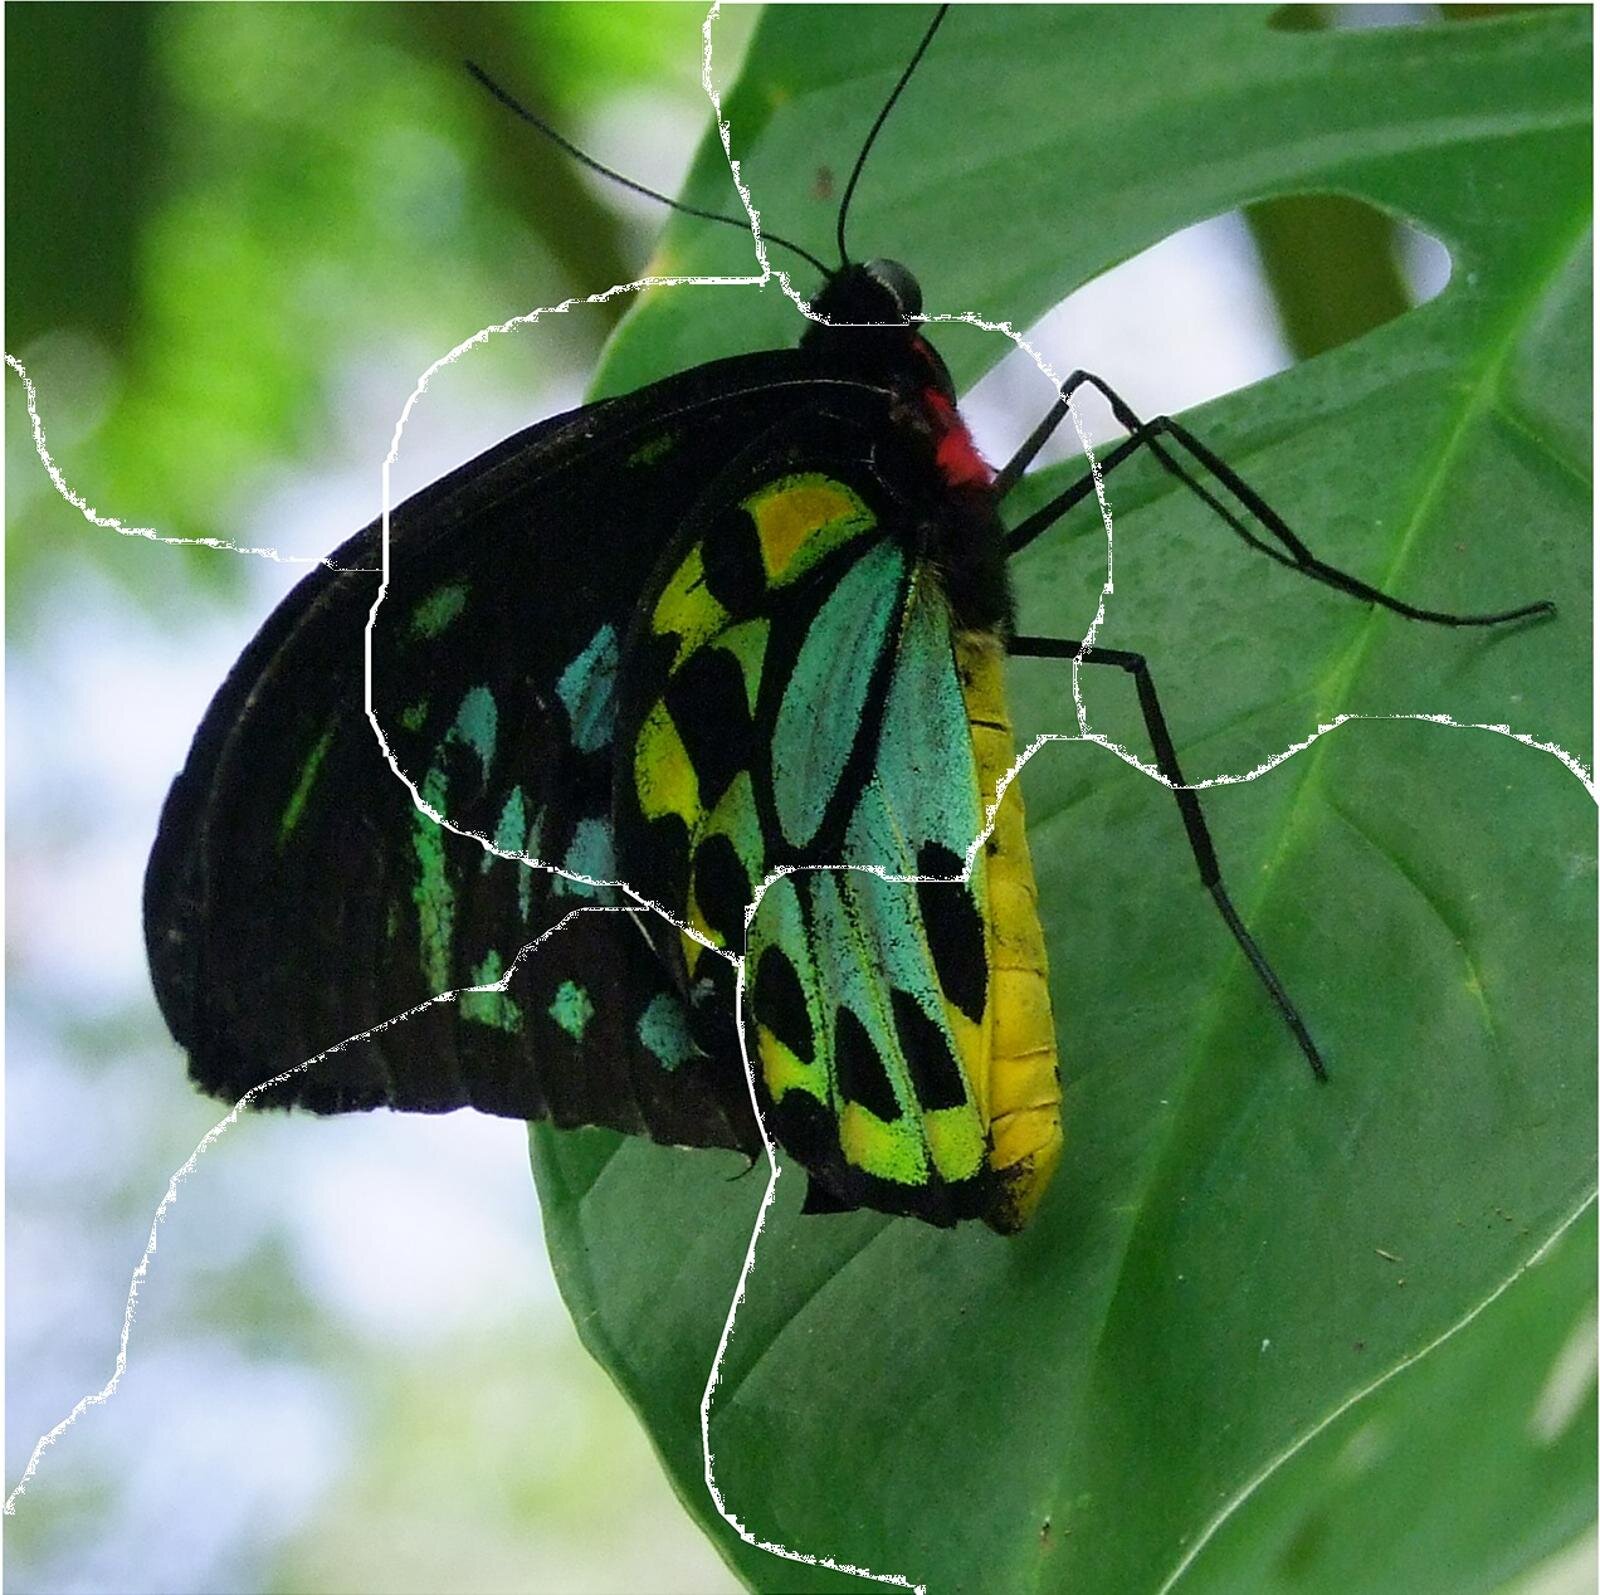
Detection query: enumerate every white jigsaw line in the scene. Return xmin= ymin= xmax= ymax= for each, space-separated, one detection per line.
xmin=3 ymin=351 xmax=378 ymax=572
xmin=2 ymin=906 xmax=636 ymax=1516
xmin=7 ymin=2 xmax=1593 ymax=1589
xmin=1007 ymin=711 xmax=1597 ymax=807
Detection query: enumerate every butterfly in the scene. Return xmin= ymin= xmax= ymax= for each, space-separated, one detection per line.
xmin=145 ymin=8 xmax=1553 ymax=1236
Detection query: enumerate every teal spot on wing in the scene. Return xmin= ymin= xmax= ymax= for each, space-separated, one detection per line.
xmin=483 ymin=787 xmax=526 ymax=875
xmin=549 ymin=979 xmax=594 ymax=1041
xmin=410 ymin=583 xmax=468 ymax=639
xmin=809 ymin=870 xmax=917 ymax=1119
xmin=773 ymin=540 xmax=905 ymax=849
xmin=494 ymin=787 xmax=527 ymax=850
xmin=484 ymin=786 xmax=539 ymax=919
xmin=453 ymin=687 xmax=497 ymax=775
xmin=278 ymin=724 xmax=336 ymax=847
xmin=827 ymin=585 xmax=983 ymax=1084
xmin=552 ymin=816 xmax=616 ymax=901
xmin=412 ymin=765 xmax=453 ymax=991
xmin=461 ymin=950 xmax=523 ymax=1032
xmin=637 ymin=992 xmax=700 ymax=1072
xmin=555 ymin=624 xmax=619 ymax=755
xmin=869 ymin=582 xmax=982 ymax=863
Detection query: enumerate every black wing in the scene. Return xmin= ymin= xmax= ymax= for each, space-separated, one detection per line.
xmin=146 ymin=351 xmax=860 ymax=1154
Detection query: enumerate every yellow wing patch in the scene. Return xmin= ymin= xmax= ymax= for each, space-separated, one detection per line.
xmin=745 ymin=474 xmax=877 ymax=585
xmin=634 ymin=701 xmax=698 ymax=826
xmin=652 ymin=545 xmax=728 ymax=670
xmin=839 ymin=1099 xmax=929 ymax=1187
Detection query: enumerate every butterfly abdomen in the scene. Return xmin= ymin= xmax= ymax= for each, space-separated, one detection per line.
xmin=957 ymin=632 xmax=1062 ymax=1234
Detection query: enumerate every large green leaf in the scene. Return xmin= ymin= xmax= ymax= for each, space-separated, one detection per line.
xmin=532 ymin=7 xmax=1593 ymax=1591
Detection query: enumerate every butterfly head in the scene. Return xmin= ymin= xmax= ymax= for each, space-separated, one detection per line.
xmin=808 ymin=258 xmax=923 ymax=328
xmin=804 ymin=259 xmax=956 ymax=402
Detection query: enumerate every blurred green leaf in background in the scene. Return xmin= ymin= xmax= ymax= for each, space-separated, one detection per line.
xmin=7 ymin=5 xmax=1593 ymax=1595
xmin=9 ymin=7 xmax=750 ymax=1593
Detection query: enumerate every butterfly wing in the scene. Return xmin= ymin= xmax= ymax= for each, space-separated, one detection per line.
xmin=613 ymin=391 xmax=1061 ymax=1229
xmin=146 ymin=352 xmax=852 ymax=1153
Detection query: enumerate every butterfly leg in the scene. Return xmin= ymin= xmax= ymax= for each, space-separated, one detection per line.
xmin=997 ymin=370 xmax=1554 ymax=629
xmin=1008 ymin=631 xmax=1327 ymax=1082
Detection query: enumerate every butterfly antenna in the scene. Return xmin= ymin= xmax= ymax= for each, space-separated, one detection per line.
xmin=465 ymin=62 xmax=833 ymax=281
xmin=834 ymin=4 xmax=949 ymax=268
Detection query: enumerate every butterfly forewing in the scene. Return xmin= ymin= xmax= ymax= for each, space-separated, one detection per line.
xmin=149 ymin=284 xmax=1064 ymax=1229
xmin=146 ymin=354 xmax=861 ymax=1152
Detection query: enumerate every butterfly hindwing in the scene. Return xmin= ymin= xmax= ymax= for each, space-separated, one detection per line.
xmin=613 ymin=392 xmax=1060 ymax=1229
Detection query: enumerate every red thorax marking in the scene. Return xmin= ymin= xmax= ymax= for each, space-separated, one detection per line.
xmin=922 ymin=387 xmax=994 ymax=489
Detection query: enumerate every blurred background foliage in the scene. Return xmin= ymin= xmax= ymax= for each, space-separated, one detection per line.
xmin=9 ymin=7 xmax=754 ymax=1592
xmin=5 ymin=4 xmax=1589 ymax=1595
xmin=7 ymin=2 xmax=757 ymax=606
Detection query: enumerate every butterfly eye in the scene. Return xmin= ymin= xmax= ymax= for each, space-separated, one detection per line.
xmin=863 ymin=258 xmax=923 ymax=319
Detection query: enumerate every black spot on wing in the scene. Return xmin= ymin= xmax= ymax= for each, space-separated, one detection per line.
xmin=890 ymin=987 xmax=968 ymax=1112
xmin=700 ymin=503 xmax=766 ymax=616
xmin=767 ymin=1088 xmax=837 ymax=1185
xmin=915 ymin=841 xmax=987 ymax=1025
xmin=642 ymin=813 xmax=693 ymax=920
xmin=664 ymin=646 xmax=754 ymax=811
xmin=692 ymin=832 xmax=752 ymax=948
xmin=801 ymin=1178 xmax=855 ymax=1215
xmin=835 ymin=1005 xmax=901 ymax=1122
xmin=752 ymin=946 xmax=813 ymax=1065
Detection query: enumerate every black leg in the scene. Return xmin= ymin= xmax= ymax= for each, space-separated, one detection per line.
xmin=997 ymin=369 xmax=1555 ymax=629
xmin=1009 ymin=630 xmax=1328 ymax=1082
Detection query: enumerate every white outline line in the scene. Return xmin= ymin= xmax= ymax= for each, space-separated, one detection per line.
xmin=3 ymin=352 xmax=378 ymax=572
xmin=998 ymin=710 xmax=1597 ymax=813
xmin=2 ymin=907 xmax=635 ymax=1517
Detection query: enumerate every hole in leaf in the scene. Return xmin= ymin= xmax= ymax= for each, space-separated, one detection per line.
xmin=1266 ymin=4 xmax=1532 ymax=31
xmin=1267 ymin=5 xmax=1446 ymax=31
xmin=963 ymin=194 xmax=1452 ymax=462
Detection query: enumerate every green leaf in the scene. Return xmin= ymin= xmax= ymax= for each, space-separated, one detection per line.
xmin=534 ymin=7 xmax=1593 ymax=1591
xmin=1171 ymin=1210 xmax=1596 ymax=1594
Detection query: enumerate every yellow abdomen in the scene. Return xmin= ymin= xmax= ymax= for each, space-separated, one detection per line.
xmin=957 ymin=633 xmax=1062 ymax=1233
